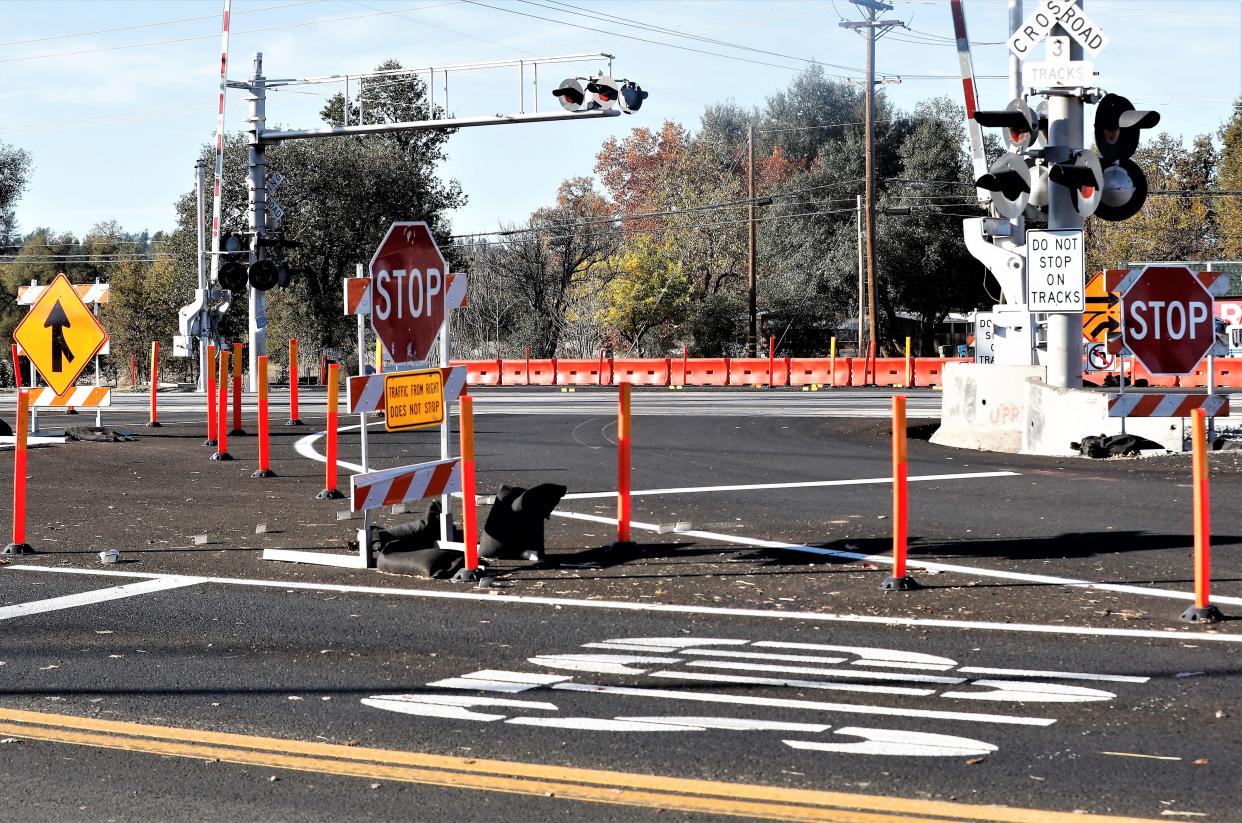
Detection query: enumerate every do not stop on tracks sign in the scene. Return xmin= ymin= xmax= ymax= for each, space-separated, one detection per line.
xmin=1118 ymin=265 xmax=1227 ymax=375
xmin=369 ymin=222 xmax=449 ymax=364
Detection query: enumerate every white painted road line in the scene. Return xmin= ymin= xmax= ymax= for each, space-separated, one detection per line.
xmin=0 ymin=576 xmax=200 ymax=621
xmin=8 ymin=565 xmax=1242 ymax=644
xmin=553 ymin=510 xmax=1242 ymax=609
xmin=646 ymin=669 xmax=937 ymax=697
xmin=559 ymin=471 xmax=1021 ymax=500
xmin=551 ymin=681 xmax=1057 ymax=726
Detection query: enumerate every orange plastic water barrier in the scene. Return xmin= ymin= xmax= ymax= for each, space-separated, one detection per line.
xmin=914 ymin=357 xmax=967 ymax=387
xmin=451 ymin=359 xmax=503 ymax=386
xmin=500 ymin=360 xmax=530 ymax=385
xmin=526 ymin=359 xmax=557 ymax=385
xmin=728 ymin=358 xmax=791 ymax=386
xmin=681 ymin=358 xmax=729 ymax=386
xmin=612 ymin=359 xmax=670 ymax=386
xmin=555 ymin=358 xmax=607 ymax=386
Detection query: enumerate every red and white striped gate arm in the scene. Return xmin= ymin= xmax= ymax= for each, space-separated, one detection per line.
xmin=348 ymin=366 xmax=466 ymax=415
xmin=1108 ymin=394 xmax=1229 ymax=418
xmin=950 ymin=0 xmax=989 ymax=203
xmin=343 ymin=276 xmax=371 ymax=316
xmin=208 ymin=0 xmax=232 ymax=288
xmin=26 ymin=387 xmax=111 ymax=408
xmin=351 ymin=458 xmax=461 ymax=512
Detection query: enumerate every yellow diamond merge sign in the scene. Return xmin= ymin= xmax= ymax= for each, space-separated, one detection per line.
xmin=13 ymin=273 xmax=109 ymax=396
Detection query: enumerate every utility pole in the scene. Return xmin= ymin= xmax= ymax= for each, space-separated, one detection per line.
xmin=841 ymin=0 xmax=903 ymax=358
xmin=747 ymin=124 xmax=757 ymax=357
xmin=856 ymin=194 xmax=864 ymax=353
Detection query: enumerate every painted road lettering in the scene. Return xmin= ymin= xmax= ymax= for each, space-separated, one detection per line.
xmin=365 ymin=635 xmax=1147 ymax=758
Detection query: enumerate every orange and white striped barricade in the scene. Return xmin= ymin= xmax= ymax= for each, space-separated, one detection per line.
xmin=25 ymin=387 xmax=111 ymax=408
xmin=1108 ymin=394 xmax=1228 ymax=418
xmin=351 ymin=458 xmax=462 ymax=514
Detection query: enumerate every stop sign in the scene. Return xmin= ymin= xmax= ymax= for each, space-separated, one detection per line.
xmin=369 ymin=222 xmax=449 ymax=364
xmin=1120 ymin=266 xmax=1215 ymax=375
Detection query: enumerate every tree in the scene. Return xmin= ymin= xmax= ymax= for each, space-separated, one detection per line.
xmin=1217 ymin=101 xmax=1242 ymax=260
xmin=486 ymin=178 xmax=616 ymax=357
xmin=0 ymin=137 xmax=30 ymax=246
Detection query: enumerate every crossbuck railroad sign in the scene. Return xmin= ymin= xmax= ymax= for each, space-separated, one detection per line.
xmin=12 ymin=273 xmax=109 ymax=396
xmin=1008 ymin=0 xmax=1109 ymax=59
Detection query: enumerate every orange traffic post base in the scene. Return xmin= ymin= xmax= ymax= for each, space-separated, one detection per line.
xmin=4 ymin=391 xmax=33 ymax=555
xmin=230 ymin=341 xmax=246 ymax=436
xmin=614 ymin=382 xmax=634 ymax=548
xmin=1182 ymin=408 xmax=1223 ymax=623
xmin=204 ymin=344 xmax=218 ymax=447
xmin=146 ymin=340 xmax=162 ymax=427
xmin=210 ymin=350 xmax=233 ymax=461
xmin=451 ymin=395 xmax=482 ymax=583
xmin=252 ymin=355 xmax=275 ymax=478
xmin=882 ymin=395 xmax=919 ymax=591
xmin=286 ymin=338 xmax=304 ymax=426
xmin=317 ymin=363 xmax=345 ymax=500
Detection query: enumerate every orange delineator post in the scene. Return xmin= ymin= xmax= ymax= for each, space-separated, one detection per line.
xmin=881 ymin=395 xmax=917 ymax=591
xmin=1183 ymin=408 xmax=1222 ymax=622
xmin=288 ymin=338 xmax=303 ymax=425
xmin=616 ymin=382 xmax=632 ymax=545
xmin=319 ymin=364 xmax=342 ymax=498
xmin=768 ymin=335 xmax=775 ymax=389
xmin=147 ymin=340 xmax=161 ymax=427
xmin=231 ymin=342 xmax=244 ymax=434
xmin=904 ymin=337 xmax=912 ymax=388
xmin=130 ymin=354 xmax=137 ymax=388
xmin=11 ymin=344 xmax=21 ymax=389
xmin=5 ymin=391 xmax=31 ymax=554
xmin=205 ymin=344 xmax=217 ymax=445
xmin=212 ymin=350 xmax=232 ymax=461
xmin=460 ymin=395 xmax=479 ymax=571
xmin=253 ymin=355 xmax=273 ymax=478
xmin=830 ymin=337 xmax=837 ymax=387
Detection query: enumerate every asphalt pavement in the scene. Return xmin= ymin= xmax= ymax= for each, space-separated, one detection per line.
xmin=0 ymin=386 xmax=1239 ymax=822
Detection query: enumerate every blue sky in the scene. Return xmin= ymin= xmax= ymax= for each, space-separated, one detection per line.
xmin=2 ymin=0 xmax=1240 ymax=241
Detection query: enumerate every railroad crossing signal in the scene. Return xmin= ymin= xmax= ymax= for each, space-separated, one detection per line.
xmin=12 ymin=274 xmax=109 ymax=396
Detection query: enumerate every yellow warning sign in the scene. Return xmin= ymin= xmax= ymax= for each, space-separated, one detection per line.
xmin=1083 ymin=269 xmax=1125 ymax=344
xmin=384 ymin=368 xmax=445 ymax=432
xmin=12 ymin=274 xmax=109 ymax=396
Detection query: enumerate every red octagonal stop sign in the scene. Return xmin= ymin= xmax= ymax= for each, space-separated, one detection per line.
xmin=1120 ymin=266 xmax=1215 ymax=376
xmin=369 ymin=222 xmax=449 ymax=364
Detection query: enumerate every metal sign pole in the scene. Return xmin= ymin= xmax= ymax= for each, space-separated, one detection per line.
xmin=247 ymin=53 xmax=268 ymax=393
xmin=355 ymin=263 xmax=370 ymax=474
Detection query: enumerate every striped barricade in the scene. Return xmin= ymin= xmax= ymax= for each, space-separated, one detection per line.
xmin=351 ymin=458 xmax=461 ymax=512
xmin=348 ymin=366 xmax=466 ymax=415
xmin=18 ymin=282 xmax=110 ymax=306
xmin=27 ymin=387 xmax=111 ymax=407
xmin=1108 ymin=393 xmax=1228 ymax=418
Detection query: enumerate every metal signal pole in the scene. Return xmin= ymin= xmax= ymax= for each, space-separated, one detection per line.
xmin=842 ymin=0 xmax=903 ymax=357
xmin=747 ymin=124 xmax=757 ymax=358
xmin=246 ymin=53 xmax=269 ymax=391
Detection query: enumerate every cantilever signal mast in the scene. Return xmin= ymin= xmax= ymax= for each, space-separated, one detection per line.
xmin=840 ymin=0 xmax=904 ymax=358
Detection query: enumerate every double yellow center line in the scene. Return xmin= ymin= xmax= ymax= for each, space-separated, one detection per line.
xmin=0 ymin=707 xmax=1162 ymax=823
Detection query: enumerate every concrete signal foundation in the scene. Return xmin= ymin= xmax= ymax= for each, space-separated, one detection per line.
xmin=931 ymin=363 xmax=1184 ymax=456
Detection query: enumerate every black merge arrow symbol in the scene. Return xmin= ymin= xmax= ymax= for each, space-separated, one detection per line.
xmin=44 ymin=300 xmax=75 ymax=372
